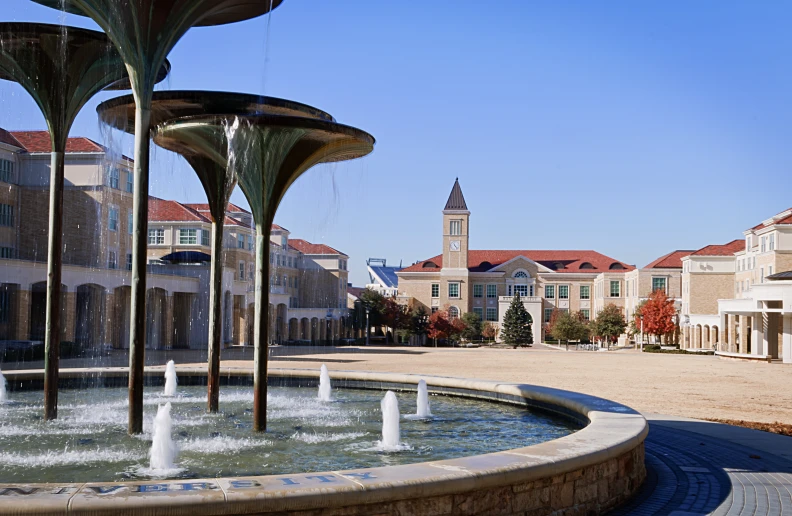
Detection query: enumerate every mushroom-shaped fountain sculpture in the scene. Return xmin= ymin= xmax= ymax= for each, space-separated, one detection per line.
xmin=0 ymin=23 xmax=170 ymax=421
xmin=97 ymin=91 xmax=334 ymax=413
xmin=33 ymin=0 xmax=283 ymax=434
xmin=154 ymin=113 xmax=374 ymax=431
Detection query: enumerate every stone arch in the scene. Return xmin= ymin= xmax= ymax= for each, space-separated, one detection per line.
xmin=711 ymin=326 xmax=719 ymax=350
xmin=300 ymin=317 xmax=310 ymax=341
xmin=276 ymin=303 xmax=288 ymax=344
xmin=112 ymin=286 xmax=131 ymax=350
xmin=146 ymin=288 xmax=168 ymax=350
xmin=75 ymin=283 xmax=106 ymax=349
xmin=703 ymin=325 xmax=710 ymax=349
xmin=246 ymin=303 xmax=255 ymax=346
xmin=28 ymin=281 xmax=67 ymax=342
xmin=311 ymin=317 xmax=319 ymax=343
xmin=694 ymin=324 xmax=702 ymax=349
xmin=288 ymin=318 xmax=299 ymax=340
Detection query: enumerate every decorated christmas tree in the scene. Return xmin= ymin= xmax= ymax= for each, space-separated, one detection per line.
xmin=501 ymin=293 xmax=533 ymax=348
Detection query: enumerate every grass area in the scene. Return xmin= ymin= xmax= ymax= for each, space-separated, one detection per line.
xmin=706 ymin=418 xmax=792 ymax=437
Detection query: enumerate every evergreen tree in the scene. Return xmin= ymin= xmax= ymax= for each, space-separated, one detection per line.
xmin=501 ymin=294 xmax=533 ymax=348
xmin=460 ymin=311 xmax=483 ymax=341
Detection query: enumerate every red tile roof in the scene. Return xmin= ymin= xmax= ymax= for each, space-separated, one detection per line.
xmin=288 ymin=239 xmax=346 ymax=256
xmin=7 ymin=130 xmax=134 ymax=162
xmin=0 ymin=128 xmax=22 ymax=148
xmin=644 ymin=250 xmax=695 ymax=269
xmin=347 ymin=286 xmax=365 ymax=299
xmin=690 ymin=239 xmax=744 ymax=257
xmin=751 ymin=208 xmax=792 ymax=230
xmin=272 ymin=223 xmax=289 ymax=232
xmin=149 ymin=197 xmax=210 ymax=223
xmin=400 ymin=250 xmax=634 ymax=274
xmin=181 ymin=203 xmax=253 ymax=228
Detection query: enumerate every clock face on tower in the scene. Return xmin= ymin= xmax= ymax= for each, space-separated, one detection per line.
xmin=450 ymin=240 xmax=460 ymax=251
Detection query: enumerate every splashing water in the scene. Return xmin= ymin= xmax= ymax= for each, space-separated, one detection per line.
xmin=318 ymin=364 xmax=332 ymax=402
xmin=416 ymin=379 xmax=432 ymax=418
xmin=378 ymin=391 xmax=408 ymax=451
xmin=163 ymin=360 xmax=177 ymax=397
xmin=149 ymin=403 xmax=177 ymax=470
xmin=0 ymin=367 xmax=7 ymax=403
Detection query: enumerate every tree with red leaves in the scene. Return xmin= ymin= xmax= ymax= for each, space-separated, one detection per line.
xmin=427 ymin=308 xmax=454 ymax=347
xmin=637 ymin=289 xmax=677 ymax=343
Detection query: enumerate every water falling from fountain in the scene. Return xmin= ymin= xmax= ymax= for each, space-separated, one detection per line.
xmin=318 ymin=364 xmax=332 ymax=402
xmin=0 ymin=367 xmax=7 ymax=403
xmin=163 ymin=360 xmax=177 ymax=397
xmin=149 ymin=403 xmax=177 ymax=470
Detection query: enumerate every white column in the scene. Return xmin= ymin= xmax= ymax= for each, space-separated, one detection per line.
xmin=782 ymin=314 xmax=792 ymax=364
xmin=719 ymin=312 xmax=727 ymax=351
xmin=751 ymin=313 xmax=763 ymax=355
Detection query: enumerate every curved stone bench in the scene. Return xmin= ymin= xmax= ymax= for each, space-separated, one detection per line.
xmin=0 ymin=368 xmax=648 ymax=515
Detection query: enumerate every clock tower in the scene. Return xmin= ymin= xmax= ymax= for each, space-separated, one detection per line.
xmin=442 ymin=178 xmax=469 ymax=271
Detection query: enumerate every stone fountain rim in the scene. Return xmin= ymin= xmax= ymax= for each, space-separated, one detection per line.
xmin=96 ymin=91 xmax=336 ymax=133
xmin=0 ymin=367 xmax=647 ymax=515
xmin=0 ymin=21 xmax=171 ymax=90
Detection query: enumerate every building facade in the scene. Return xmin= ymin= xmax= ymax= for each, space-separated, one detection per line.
xmin=0 ymin=128 xmax=350 ymax=350
xmin=396 ymin=180 xmax=634 ymax=342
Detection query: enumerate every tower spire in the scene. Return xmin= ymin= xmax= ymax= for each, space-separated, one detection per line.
xmin=444 ymin=178 xmax=468 ymax=211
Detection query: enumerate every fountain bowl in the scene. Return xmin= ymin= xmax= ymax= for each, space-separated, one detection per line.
xmin=0 ymin=368 xmax=646 ymax=515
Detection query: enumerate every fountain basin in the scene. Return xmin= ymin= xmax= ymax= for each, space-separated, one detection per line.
xmin=0 ymin=368 xmax=647 ymax=515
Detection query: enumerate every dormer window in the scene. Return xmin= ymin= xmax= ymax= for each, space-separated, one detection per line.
xmin=422 ymin=261 xmax=438 ymax=268
xmin=579 ymin=262 xmax=594 ymax=270
xmin=609 ymin=263 xmax=625 ymax=270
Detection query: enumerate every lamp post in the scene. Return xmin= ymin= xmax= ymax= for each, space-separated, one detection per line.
xmin=639 ymin=314 xmax=644 ymax=352
xmin=365 ymin=308 xmax=370 ymax=346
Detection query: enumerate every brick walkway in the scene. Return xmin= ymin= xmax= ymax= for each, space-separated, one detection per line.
xmin=611 ymin=416 xmax=792 ymax=515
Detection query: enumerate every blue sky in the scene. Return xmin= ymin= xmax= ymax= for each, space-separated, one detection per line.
xmin=2 ymin=1 xmax=790 ymax=285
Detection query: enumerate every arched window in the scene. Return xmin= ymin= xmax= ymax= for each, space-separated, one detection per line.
xmin=514 ymin=271 xmax=528 ymax=279
xmin=422 ymin=261 xmax=438 ymax=268
xmin=449 ymin=306 xmax=459 ymax=319
xmin=609 ymin=262 xmax=626 ymax=270
xmin=512 ymin=270 xmax=532 ymax=297
xmin=579 ymin=262 xmax=594 ymax=270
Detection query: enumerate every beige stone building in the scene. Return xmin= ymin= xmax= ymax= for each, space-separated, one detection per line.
xmin=0 ymin=128 xmax=351 ymax=351
xmin=624 ymin=250 xmax=691 ymax=323
xmin=396 ymin=180 xmax=634 ymax=342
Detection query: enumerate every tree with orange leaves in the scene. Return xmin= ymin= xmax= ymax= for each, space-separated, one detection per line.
xmin=637 ymin=289 xmax=677 ymax=343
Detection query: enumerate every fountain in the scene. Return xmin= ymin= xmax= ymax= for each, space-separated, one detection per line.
xmin=0 ymin=367 xmax=6 ymax=403
xmin=0 ymin=22 xmax=169 ymax=421
xmin=163 ymin=361 xmax=178 ymax=397
xmin=149 ymin=403 xmax=177 ymax=471
xmin=33 ymin=0 xmax=283 ymax=435
xmin=378 ymin=391 xmax=404 ymax=451
xmin=318 ymin=364 xmax=332 ymax=402
xmin=405 ymin=378 xmax=432 ymax=419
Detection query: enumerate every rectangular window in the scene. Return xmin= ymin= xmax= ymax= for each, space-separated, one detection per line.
xmin=127 ymin=211 xmax=133 ymax=235
xmin=126 ymin=170 xmax=133 ymax=193
xmin=249 ymin=263 xmax=254 ymax=281
xmin=108 ymin=251 xmax=117 ymax=269
xmin=431 ymin=307 xmax=438 ymax=314
xmin=108 ymin=207 xmax=118 ymax=231
xmin=0 ymin=204 xmax=13 ymax=227
xmin=473 ymin=307 xmax=483 ymax=319
xmin=514 ymin=284 xmax=529 ymax=297
xmin=747 ymin=236 xmax=751 ymax=250
xmin=652 ymin=277 xmax=667 ymax=292
xmin=148 ymin=228 xmax=164 ymax=245
xmin=179 ymin=228 xmax=197 ymax=245
xmin=201 ymin=229 xmax=210 ymax=246
xmin=448 ymin=282 xmax=460 ymax=298
xmin=486 ymin=284 xmax=497 ymax=298
xmin=486 ymin=307 xmax=498 ymax=322
xmin=248 ymin=235 xmax=253 ymax=251
xmin=0 ymin=287 xmax=10 ymax=323
xmin=237 ymin=234 xmax=245 ymax=249
xmin=108 ymin=167 xmax=119 ymax=189
xmin=609 ymin=280 xmax=620 ymax=297
xmin=449 ymin=220 xmax=461 ymax=236
xmin=473 ymin=284 xmax=483 ymax=298
xmin=545 ymin=285 xmax=555 ymax=299
xmin=543 ymin=308 xmax=553 ymax=323
xmin=277 ymin=255 xmax=281 ymax=267
xmin=0 ymin=246 xmax=14 ymax=259
xmin=239 ymin=262 xmax=245 ymax=280
xmin=769 ymin=234 xmax=775 ymax=251
xmin=558 ymin=285 xmax=569 ymax=300
xmin=760 ymin=267 xmax=764 ymax=283
xmin=0 ymin=159 xmax=14 ymax=183
xmin=431 ymin=283 xmax=439 ymax=298
xmin=761 ymin=237 xmax=766 ymax=253
xmin=581 ymin=309 xmax=590 ymax=321
xmin=126 ymin=253 xmax=132 ymax=271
